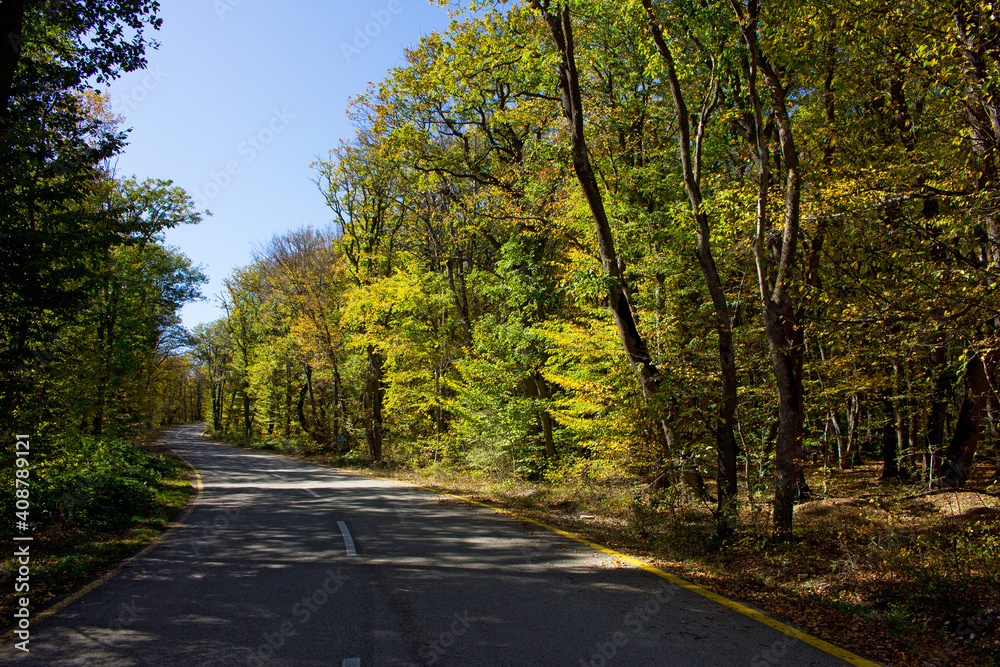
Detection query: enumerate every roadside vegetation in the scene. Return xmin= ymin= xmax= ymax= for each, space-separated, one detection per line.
xmin=0 ymin=1 xmax=201 ymax=631
xmin=0 ymin=435 xmax=194 ymax=624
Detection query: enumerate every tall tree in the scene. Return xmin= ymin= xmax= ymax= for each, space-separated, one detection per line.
xmin=530 ymin=1 xmax=666 ymax=418
xmin=728 ymin=0 xmax=810 ymax=537
xmin=639 ymin=0 xmax=740 ymax=532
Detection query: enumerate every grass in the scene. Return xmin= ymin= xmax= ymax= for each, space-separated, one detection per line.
xmin=0 ymin=443 xmax=194 ymax=628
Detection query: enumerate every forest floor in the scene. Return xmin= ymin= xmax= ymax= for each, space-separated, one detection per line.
xmin=263 ymin=443 xmax=1000 ymax=667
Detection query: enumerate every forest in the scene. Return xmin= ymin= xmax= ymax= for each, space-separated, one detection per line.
xmin=203 ymin=0 xmax=998 ymax=532
xmin=196 ymin=2 xmax=1000 ymax=660
xmin=2 ymin=0 xmax=1000 ymax=663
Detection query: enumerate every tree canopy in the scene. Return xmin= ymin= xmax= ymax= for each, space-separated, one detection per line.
xmin=1 ymin=0 xmax=203 ymax=441
xmin=197 ymin=0 xmax=1000 ymax=544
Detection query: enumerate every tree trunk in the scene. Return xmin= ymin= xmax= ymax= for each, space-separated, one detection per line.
xmin=210 ymin=382 xmax=218 ymax=430
xmin=92 ymin=278 xmax=118 ymax=436
xmin=881 ymin=398 xmax=900 ymax=479
xmin=941 ymin=350 xmax=997 ymax=485
xmin=532 ymin=2 xmax=662 ymax=401
xmin=307 ymin=364 xmax=319 ymax=438
xmin=534 ymin=2 xmax=727 ymax=508
xmin=284 ymin=360 xmax=292 ymax=438
xmin=952 ymin=3 xmax=1000 ymax=483
xmin=926 ymin=327 xmax=950 ymax=475
xmin=768 ymin=304 xmax=809 ymax=533
xmin=988 ymin=395 xmax=1000 ymax=480
xmin=297 ymin=381 xmax=315 ymax=441
xmin=0 ymin=0 xmax=25 ymax=126
xmin=642 ymin=0 xmax=738 ymax=535
xmin=532 ymin=373 xmax=557 ymax=458
xmin=844 ymin=394 xmax=862 ymax=470
xmin=196 ymin=377 xmax=204 ymax=422
xmin=339 ymin=370 xmax=350 ymax=449
xmin=226 ymin=384 xmax=238 ymax=433
xmin=892 ymin=358 xmax=911 ymax=477
xmin=828 ymin=410 xmax=845 ymax=466
xmin=213 ymin=379 xmax=224 ymax=431
xmin=447 ymin=253 xmax=473 ymax=346
xmin=333 ymin=360 xmax=343 ymax=453
xmin=365 ymin=346 xmax=385 ymax=464
xmin=242 ymin=385 xmax=252 ymax=439
xmin=730 ymin=0 xmax=808 ymax=538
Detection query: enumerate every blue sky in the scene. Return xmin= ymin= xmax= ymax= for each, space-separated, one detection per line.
xmin=103 ymin=1 xmax=455 ymax=329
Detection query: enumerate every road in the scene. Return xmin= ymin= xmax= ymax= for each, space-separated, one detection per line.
xmin=0 ymin=425 xmax=874 ymax=666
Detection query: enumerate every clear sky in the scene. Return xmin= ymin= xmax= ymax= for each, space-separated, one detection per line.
xmin=103 ymin=0 xmax=455 ymax=329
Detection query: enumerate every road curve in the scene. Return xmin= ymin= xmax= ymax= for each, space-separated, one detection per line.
xmin=0 ymin=425 xmax=873 ymax=666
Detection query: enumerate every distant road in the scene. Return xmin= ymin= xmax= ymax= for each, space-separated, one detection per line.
xmin=0 ymin=425 xmax=871 ymax=666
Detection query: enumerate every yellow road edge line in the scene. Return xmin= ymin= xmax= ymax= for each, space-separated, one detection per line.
xmin=338 ymin=467 xmax=882 ymax=667
xmin=1 ymin=430 xmax=203 ymax=644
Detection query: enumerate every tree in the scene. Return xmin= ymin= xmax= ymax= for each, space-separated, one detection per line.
xmin=1 ymin=0 xmax=161 ymax=127
xmin=222 ymin=267 xmax=265 ymax=440
xmin=724 ymin=0 xmax=812 ymax=537
xmin=530 ymin=1 xmax=665 ymax=407
xmin=193 ymin=321 xmax=233 ymax=433
xmin=1 ymin=0 xmax=163 ymax=439
xmin=637 ymin=0 xmax=740 ymax=533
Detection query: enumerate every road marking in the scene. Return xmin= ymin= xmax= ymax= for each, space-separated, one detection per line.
xmin=273 ymin=473 xmax=287 ymax=480
xmin=337 ymin=520 xmax=357 ymax=556
xmin=161 ymin=429 xmax=877 ymax=667
xmin=305 ymin=488 xmax=320 ymax=497
xmin=173 ymin=425 xmax=207 ymax=440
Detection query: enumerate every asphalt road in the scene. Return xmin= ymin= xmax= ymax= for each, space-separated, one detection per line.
xmin=0 ymin=425 xmax=870 ymax=666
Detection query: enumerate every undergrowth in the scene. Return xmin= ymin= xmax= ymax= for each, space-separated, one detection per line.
xmin=0 ymin=431 xmax=194 ymax=627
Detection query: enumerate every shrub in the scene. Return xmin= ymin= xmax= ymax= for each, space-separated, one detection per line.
xmin=0 ymin=433 xmax=179 ymax=537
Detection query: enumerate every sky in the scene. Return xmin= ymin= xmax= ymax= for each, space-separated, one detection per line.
xmin=102 ymin=0 xmax=456 ymax=330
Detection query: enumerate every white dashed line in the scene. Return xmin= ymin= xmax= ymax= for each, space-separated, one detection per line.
xmin=337 ymin=521 xmax=357 ymax=556
xmin=305 ymin=488 xmax=320 ymax=498
xmin=342 ymin=659 xmax=361 ymax=667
